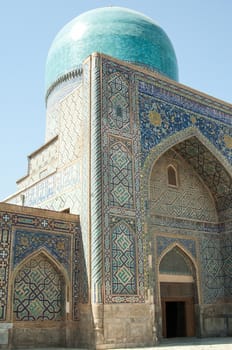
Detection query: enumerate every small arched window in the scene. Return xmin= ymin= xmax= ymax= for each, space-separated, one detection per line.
xmin=167 ymin=165 xmax=178 ymax=187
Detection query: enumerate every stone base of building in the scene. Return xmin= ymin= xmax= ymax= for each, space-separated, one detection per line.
xmin=199 ymin=303 xmax=232 ymax=337
xmin=94 ymin=303 xmax=157 ymax=349
xmin=1 ymin=303 xmax=232 ymax=349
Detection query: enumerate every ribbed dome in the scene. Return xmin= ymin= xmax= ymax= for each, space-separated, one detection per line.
xmin=45 ymin=7 xmax=178 ymax=93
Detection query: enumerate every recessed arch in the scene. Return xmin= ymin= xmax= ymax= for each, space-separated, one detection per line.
xmin=149 ymin=147 xmax=218 ymax=222
xmin=158 ymin=243 xmax=198 ymax=281
xmin=143 ymin=127 xmax=232 ymax=204
xmin=11 ymin=247 xmax=70 ymax=285
xmin=144 ymin=128 xmax=232 ymax=222
xmin=158 ymin=243 xmax=198 ymax=275
xmin=158 ymin=243 xmax=199 ymax=338
xmin=11 ymin=249 xmax=69 ymax=322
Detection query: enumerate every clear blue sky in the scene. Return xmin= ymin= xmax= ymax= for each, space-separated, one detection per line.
xmin=0 ymin=0 xmax=232 ymax=200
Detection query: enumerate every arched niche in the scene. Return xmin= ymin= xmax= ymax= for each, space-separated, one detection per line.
xmin=149 ymin=148 xmax=218 ymax=222
xmin=143 ymin=130 xmax=232 ymax=222
xmin=158 ymin=245 xmax=198 ymax=338
xmin=159 ymin=246 xmax=194 ymax=278
xmin=12 ymin=250 xmax=68 ymax=321
xmin=167 ymin=164 xmax=178 ymax=187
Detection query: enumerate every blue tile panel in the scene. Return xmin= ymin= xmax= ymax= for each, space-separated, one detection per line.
xmin=157 ymin=235 xmax=197 ymax=258
xmin=138 ymin=80 xmax=232 ymax=165
xmin=200 ymin=236 xmax=232 ymax=303
xmin=13 ymin=230 xmax=71 ymax=273
xmin=102 ymin=60 xmax=145 ymax=303
xmin=0 ymin=208 xmax=85 ymax=321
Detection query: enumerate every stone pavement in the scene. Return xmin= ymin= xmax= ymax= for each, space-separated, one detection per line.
xmin=11 ymin=337 xmax=232 ymax=350
xmin=157 ymin=337 xmax=232 ymax=349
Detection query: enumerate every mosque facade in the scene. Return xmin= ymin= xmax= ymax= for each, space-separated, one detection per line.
xmin=0 ymin=6 xmax=232 ymax=349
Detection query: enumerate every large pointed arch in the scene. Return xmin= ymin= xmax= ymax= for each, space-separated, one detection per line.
xmin=142 ymin=127 xmax=232 ymax=339
xmin=142 ymin=127 xmax=232 ymax=204
xmin=142 ymin=127 xmax=232 ymax=218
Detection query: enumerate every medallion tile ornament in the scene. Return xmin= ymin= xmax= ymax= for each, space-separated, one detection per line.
xmin=149 ymin=110 xmax=162 ymax=126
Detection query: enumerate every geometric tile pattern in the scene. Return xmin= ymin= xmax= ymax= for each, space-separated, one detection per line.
xmin=110 ymin=142 xmax=134 ymax=208
xmin=150 ymin=149 xmax=218 ymax=222
xmin=159 ymin=246 xmax=193 ymax=275
xmin=151 ymin=214 xmax=223 ymax=234
xmin=157 ymin=236 xmax=197 ymax=259
xmin=9 ymin=162 xmax=80 ymax=210
xmin=174 ymin=137 xmax=232 ymax=213
xmin=0 ymin=224 xmax=11 ymax=320
xmin=200 ymin=237 xmax=225 ymax=303
xmin=13 ymin=230 xmax=71 ymax=274
xmin=13 ymin=86 xmax=83 ymax=213
xmin=112 ymin=222 xmax=136 ymax=294
xmin=137 ymin=73 xmax=232 ymax=307
xmin=220 ymin=237 xmax=232 ymax=299
xmin=0 ymin=205 xmax=83 ymax=322
xmin=138 ymin=81 xmax=232 ymax=168
xmin=13 ymin=254 xmax=65 ymax=321
xmin=72 ymin=224 xmax=88 ymax=320
xmin=59 ymin=88 xmax=83 ymax=167
xmin=102 ymin=60 xmax=144 ymax=303
xmin=108 ymin=73 xmax=130 ymax=133
xmin=192 ymin=233 xmax=232 ymax=305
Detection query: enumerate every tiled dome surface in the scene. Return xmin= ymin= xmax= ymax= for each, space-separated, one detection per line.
xmin=45 ymin=7 xmax=178 ymax=92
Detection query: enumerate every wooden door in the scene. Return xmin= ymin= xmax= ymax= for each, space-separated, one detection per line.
xmin=161 ymin=297 xmax=195 ymax=338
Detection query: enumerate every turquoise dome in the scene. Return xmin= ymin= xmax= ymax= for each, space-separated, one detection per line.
xmin=45 ymin=7 xmax=178 ymax=92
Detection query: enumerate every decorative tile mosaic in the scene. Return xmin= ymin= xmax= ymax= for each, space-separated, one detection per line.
xmin=0 ymin=206 xmax=83 ymax=322
xmin=13 ymin=254 xmax=65 ymax=321
xmin=59 ymin=88 xmax=83 ymax=167
xmin=73 ymin=225 xmax=88 ymax=320
xmin=159 ymin=246 xmax=193 ymax=275
xmin=9 ymin=162 xmax=80 ymax=209
xmin=134 ymin=63 xmax=232 ymax=305
xmin=221 ymin=236 xmax=232 ymax=299
xmin=150 ymin=215 xmax=224 ymax=234
xmin=13 ymin=230 xmax=71 ymax=274
xmin=0 ymin=225 xmax=11 ymax=320
xmin=46 ymin=77 xmax=82 ymax=140
xmin=173 ymin=138 xmax=232 ymax=213
xmin=107 ymin=72 xmax=130 ymax=133
xmin=111 ymin=222 xmax=136 ymax=294
xmin=102 ymin=59 xmax=144 ymax=303
xmin=101 ymin=57 xmax=232 ymax=306
xmin=150 ymin=149 xmax=218 ymax=222
xmin=157 ymin=235 xmax=197 ymax=259
xmin=138 ymin=90 xmax=232 ymax=166
xmin=138 ymin=80 xmax=232 ymax=126
xmin=109 ymin=140 xmax=134 ymax=208
xmin=200 ymin=237 xmax=225 ymax=303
